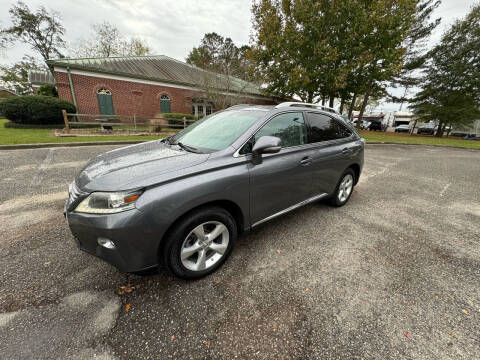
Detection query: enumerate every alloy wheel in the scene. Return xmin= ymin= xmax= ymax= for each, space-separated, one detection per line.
xmin=180 ymin=221 xmax=230 ymax=272
xmin=337 ymin=174 xmax=354 ymax=203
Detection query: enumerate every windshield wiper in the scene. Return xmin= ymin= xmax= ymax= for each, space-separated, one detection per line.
xmin=176 ymin=142 xmax=200 ymax=153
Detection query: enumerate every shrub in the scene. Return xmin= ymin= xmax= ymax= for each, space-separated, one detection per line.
xmin=3 ymin=121 xmax=98 ymax=129
xmin=37 ymin=84 xmax=58 ymax=97
xmin=0 ymin=95 xmax=76 ymax=125
xmin=159 ymin=112 xmax=196 ymax=127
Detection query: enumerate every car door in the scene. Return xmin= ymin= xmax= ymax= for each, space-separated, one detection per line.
xmin=244 ymin=111 xmax=315 ymax=225
xmin=305 ymin=112 xmax=355 ymax=195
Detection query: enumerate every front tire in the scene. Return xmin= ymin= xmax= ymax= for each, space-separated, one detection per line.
xmin=328 ymin=169 xmax=355 ymax=207
xmin=162 ymin=206 xmax=237 ymax=279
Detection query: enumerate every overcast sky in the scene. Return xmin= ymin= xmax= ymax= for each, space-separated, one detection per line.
xmin=0 ymin=0 xmax=476 ymax=111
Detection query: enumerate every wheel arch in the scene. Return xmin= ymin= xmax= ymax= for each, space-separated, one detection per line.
xmin=348 ymin=163 xmax=361 ymax=185
xmin=157 ymin=199 xmax=245 ymax=255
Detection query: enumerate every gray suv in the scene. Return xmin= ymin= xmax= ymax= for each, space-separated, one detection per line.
xmin=64 ymin=102 xmax=364 ymax=279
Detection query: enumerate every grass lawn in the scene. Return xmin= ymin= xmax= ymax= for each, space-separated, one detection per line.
xmin=360 ymin=130 xmax=480 ymax=149
xmin=0 ymin=119 xmax=167 ymax=145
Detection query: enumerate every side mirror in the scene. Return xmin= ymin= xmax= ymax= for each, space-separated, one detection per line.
xmin=251 ymin=136 xmax=281 ymax=164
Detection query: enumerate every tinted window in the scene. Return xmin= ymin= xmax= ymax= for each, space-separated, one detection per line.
xmin=255 ymin=112 xmax=306 ymax=148
xmin=306 ymin=112 xmax=351 ymax=142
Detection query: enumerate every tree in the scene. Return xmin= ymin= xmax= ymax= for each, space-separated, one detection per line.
xmin=70 ymin=21 xmax=152 ymax=57
xmin=0 ymin=1 xmax=65 ymax=66
xmin=0 ymin=55 xmax=42 ymax=95
xmin=186 ymin=33 xmax=255 ymax=82
xmin=250 ymin=0 xmax=417 ymax=115
xmin=37 ymin=84 xmax=58 ymax=97
xmin=389 ymin=0 xmax=441 ymax=106
xmin=410 ymin=4 xmax=480 ymax=137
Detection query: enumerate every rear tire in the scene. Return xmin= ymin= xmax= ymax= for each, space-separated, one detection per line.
xmin=328 ymin=168 xmax=356 ymax=207
xmin=162 ymin=206 xmax=237 ymax=279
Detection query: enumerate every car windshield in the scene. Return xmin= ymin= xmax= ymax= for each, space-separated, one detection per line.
xmin=171 ymin=109 xmax=266 ymax=152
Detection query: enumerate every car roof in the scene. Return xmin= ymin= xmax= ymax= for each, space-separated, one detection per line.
xmin=228 ymin=103 xmax=344 ymax=121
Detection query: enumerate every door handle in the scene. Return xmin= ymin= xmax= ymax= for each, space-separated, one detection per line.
xmin=300 ymin=156 xmax=312 ymax=165
xmin=342 ymin=148 xmax=351 ymax=154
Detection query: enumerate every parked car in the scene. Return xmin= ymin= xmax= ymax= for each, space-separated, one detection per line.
xmin=64 ymin=102 xmax=364 ymax=279
xmin=417 ymin=123 xmax=436 ymax=135
xmin=462 ymin=134 xmax=479 ymax=140
xmin=367 ymin=120 xmax=384 ymax=131
xmin=395 ymin=124 xmax=410 ymax=133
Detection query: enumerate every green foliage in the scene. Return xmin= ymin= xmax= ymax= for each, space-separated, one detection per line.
xmin=410 ymin=5 xmax=480 ymax=137
xmin=0 ymin=95 xmax=76 ymax=125
xmin=250 ymin=0 xmax=418 ymax=108
xmin=37 ymin=84 xmax=58 ymax=97
xmin=3 ymin=121 xmax=97 ymax=129
xmin=160 ymin=112 xmax=196 ymax=127
xmin=186 ymin=33 xmax=256 ymax=82
xmin=0 ymin=1 xmax=65 ymax=64
xmin=0 ymin=55 xmax=41 ymax=95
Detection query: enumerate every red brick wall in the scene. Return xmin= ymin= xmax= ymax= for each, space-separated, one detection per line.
xmin=55 ymin=71 xmax=276 ymax=117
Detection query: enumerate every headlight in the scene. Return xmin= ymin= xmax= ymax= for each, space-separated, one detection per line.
xmin=74 ymin=191 xmax=142 ymax=214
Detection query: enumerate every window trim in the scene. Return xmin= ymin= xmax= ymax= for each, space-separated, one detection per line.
xmin=233 ymin=110 xmax=310 ymax=157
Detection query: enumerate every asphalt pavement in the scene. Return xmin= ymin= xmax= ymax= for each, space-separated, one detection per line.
xmin=0 ymin=144 xmax=479 ymax=359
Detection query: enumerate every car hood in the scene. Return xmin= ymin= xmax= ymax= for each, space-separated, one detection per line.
xmin=76 ymin=140 xmax=210 ymax=191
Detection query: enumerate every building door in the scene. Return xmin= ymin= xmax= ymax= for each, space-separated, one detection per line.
xmin=97 ymin=88 xmax=114 ymax=115
xmin=160 ymin=94 xmax=171 ymax=113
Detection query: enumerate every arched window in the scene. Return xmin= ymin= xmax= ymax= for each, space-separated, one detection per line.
xmin=97 ymin=87 xmax=114 ymax=115
xmin=160 ymin=94 xmax=171 ymax=113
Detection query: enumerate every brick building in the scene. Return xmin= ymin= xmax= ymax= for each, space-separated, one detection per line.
xmin=46 ymin=55 xmax=277 ymax=118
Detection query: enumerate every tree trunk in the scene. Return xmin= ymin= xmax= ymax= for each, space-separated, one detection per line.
xmin=307 ymin=91 xmax=313 ymax=103
xmin=356 ymin=87 xmax=372 ymax=129
xmin=339 ymin=97 xmax=345 ymax=114
xmin=434 ymin=122 xmax=444 ymax=137
xmin=348 ymin=93 xmax=357 ymax=120
xmin=321 ymin=97 xmax=326 ymax=106
xmin=410 ymin=119 xmax=417 ymax=135
xmin=329 ymin=95 xmax=335 ymax=108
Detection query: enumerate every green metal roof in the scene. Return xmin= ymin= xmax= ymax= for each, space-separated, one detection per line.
xmin=47 ymin=55 xmax=266 ymax=97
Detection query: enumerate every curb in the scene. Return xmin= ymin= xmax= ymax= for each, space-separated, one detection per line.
xmin=365 ymin=142 xmax=480 ymax=151
xmin=0 ymin=140 xmax=148 ymax=150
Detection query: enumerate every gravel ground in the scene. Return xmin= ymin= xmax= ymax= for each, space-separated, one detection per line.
xmin=0 ymin=144 xmax=479 ymax=359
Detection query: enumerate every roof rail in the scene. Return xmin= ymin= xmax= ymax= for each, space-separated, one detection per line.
xmin=275 ymin=102 xmax=339 ymax=114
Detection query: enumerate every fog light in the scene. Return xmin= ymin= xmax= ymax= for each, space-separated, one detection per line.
xmin=98 ymin=237 xmax=116 ymax=249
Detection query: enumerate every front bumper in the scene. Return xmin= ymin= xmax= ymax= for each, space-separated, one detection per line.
xmin=65 ymin=203 xmax=160 ymax=273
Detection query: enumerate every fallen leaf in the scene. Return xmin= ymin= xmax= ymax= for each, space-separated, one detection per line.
xmin=407 ymin=301 xmax=413 ymax=306
xmin=450 ymin=332 xmax=456 ymax=337
xmin=462 ymin=309 xmax=469 ymax=315
xmin=404 ymin=331 xmax=412 ymax=339
xmin=125 ymin=304 xmax=131 ymax=312
xmin=170 ymin=335 xmax=175 ymax=341
xmin=117 ymin=284 xmax=135 ymax=295
xmin=305 ymin=288 xmax=310 ymax=292
xmin=272 ymin=323 xmax=278 ymax=329
xmin=44 ymin=261 xmax=51 ymax=265
xmin=415 ymin=234 xmax=419 ymax=238
xmin=276 ymin=250 xmax=281 ymax=254
xmin=204 ymin=340 xmax=211 ymax=348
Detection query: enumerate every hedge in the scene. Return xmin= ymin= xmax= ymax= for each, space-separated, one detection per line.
xmin=159 ymin=112 xmax=196 ymax=127
xmin=0 ymin=95 xmax=76 ymax=125
xmin=3 ymin=121 xmax=98 ymax=129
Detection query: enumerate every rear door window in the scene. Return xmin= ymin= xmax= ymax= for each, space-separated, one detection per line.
xmin=306 ymin=112 xmax=351 ymax=143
